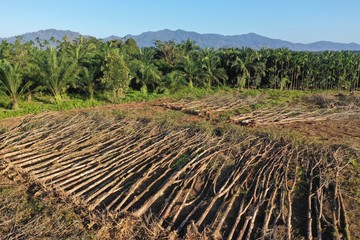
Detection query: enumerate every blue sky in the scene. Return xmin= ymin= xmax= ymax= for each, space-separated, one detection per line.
xmin=1 ymin=0 xmax=359 ymax=43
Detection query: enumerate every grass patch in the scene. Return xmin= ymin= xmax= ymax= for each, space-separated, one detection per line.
xmin=0 ymin=88 xmax=306 ymax=120
xmin=171 ymin=153 xmax=190 ymax=170
xmin=0 ymin=87 xmax=219 ymax=120
xmin=0 ymin=95 xmax=107 ymax=120
xmin=0 ymin=90 xmax=165 ymax=120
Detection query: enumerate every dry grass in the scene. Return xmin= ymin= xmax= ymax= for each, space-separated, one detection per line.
xmin=0 ymin=172 xmax=93 ymax=239
xmin=0 ymin=165 xmax=179 ymax=240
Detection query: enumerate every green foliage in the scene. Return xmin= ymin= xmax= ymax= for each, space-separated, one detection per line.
xmin=228 ymin=54 xmax=249 ymax=90
xmin=0 ymin=36 xmax=359 ymax=119
xmin=171 ymin=153 xmax=190 ymax=170
xmin=0 ymin=93 xmax=107 ymax=120
xmin=122 ymin=90 xmax=161 ymax=102
xmin=130 ymin=48 xmax=162 ymax=95
xmin=101 ymin=48 xmax=131 ymax=100
xmin=28 ymin=198 xmax=44 ymax=212
xmin=280 ymin=77 xmax=291 ymax=90
xmin=78 ymin=67 xmax=98 ymax=100
xmin=161 ymin=70 xmax=187 ymax=93
xmin=0 ymin=60 xmax=31 ymax=110
xmin=64 ymin=36 xmax=98 ymax=66
xmin=201 ymin=48 xmax=227 ymax=89
xmin=166 ymin=87 xmax=216 ymax=100
xmin=154 ymin=40 xmax=180 ymax=70
xmin=123 ymin=38 xmax=140 ymax=57
xmin=36 ymin=47 xmax=80 ymax=103
xmin=3 ymin=37 xmax=35 ymax=75
xmin=179 ymin=53 xmax=202 ymax=88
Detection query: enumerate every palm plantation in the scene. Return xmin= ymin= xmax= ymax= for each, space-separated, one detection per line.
xmin=0 ymin=36 xmax=359 ymax=110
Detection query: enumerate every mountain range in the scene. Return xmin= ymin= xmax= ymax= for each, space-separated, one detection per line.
xmin=1 ymin=29 xmax=360 ymax=51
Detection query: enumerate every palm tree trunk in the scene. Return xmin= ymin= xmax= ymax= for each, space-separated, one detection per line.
xmin=114 ymin=88 xmax=124 ymax=99
xmin=141 ymin=84 xmax=147 ymax=95
xmin=188 ymin=78 xmax=194 ymax=88
xmin=11 ymin=97 xmax=19 ymax=110
xmin=207 ymin=76 xmax=212 ymax=90
xmin=88 ymin=86 xmax=94 ymax=100
xmin=54 ymin=94 xmax=62 ymax=104
xmin=27 ymin=92 xmax=32 ymax=103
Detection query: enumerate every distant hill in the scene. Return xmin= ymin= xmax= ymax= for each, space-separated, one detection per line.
xmin=0 ymin=29 xmax=82 ymax=44
xmin=2 ymin=29 xmax=360 ymax=51
xmin=118 ymin=29 xmax=360 ymax=51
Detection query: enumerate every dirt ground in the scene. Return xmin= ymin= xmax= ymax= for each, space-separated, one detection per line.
xmin=263 ymin=119 xmax=360 ymax=151
xmin=0 ymin=94 xmax=359 ymax=239
xmin=0 ymin=171 xmax=95 ymax=239
xmin=1 ymin=95 xmax=359 ymax=150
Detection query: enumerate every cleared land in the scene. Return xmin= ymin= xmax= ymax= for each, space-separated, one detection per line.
xmin=0 ymin=91 xmax=359 ymax=239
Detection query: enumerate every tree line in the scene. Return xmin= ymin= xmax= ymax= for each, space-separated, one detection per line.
xmin=0 ymin=36 xmax=359 ymax=109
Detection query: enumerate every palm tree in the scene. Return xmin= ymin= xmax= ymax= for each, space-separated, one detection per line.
xmin=154 ymin=40 xmax=179 ymax=65
xmin=65 ymin=36 xmax=97 ymax=66
xmin=301 ymin=53 xmax=317 ymax=90
xmin=247 ymin=51 xmax=266 ymax=89
xmin=162 ymin=70 xmax=187 ymax=92
xmin=154 ymin=40 xmax=180 ymax=74
xmin=295 ymin=52 xmax=309 ymax=90
xmin=0 ymin=60 xmax=31 ymax=110
xmin=122 ymin=38 xmax=140 ymax=58
xmin=265 ymin=49 xmax=282 ymax=89
xmin=350 ymin=53 xmax=360 ymax=90
xmin=78 ymin=67 xmax=98 ymax=100
xmin=132 ymin=61 xmax=162 ymax=94
xmin=201 ymin=48 xmax=227 ymax=89
xmin=227 ymin=53 xmax=249 ymax=90
xmin=137 ymin=47 xmax=155 ymax=64
xmin=276 ymin=48 xmax=292 ymax=89
xmin=177 ymin=39 xmax=200 ymax=56
xmin=36 ymin=47 xmax=79 ymax=103
xmin=179 ymin=54 xmax=201 ymax=88
xmin=130 ymin=48 xmax=162 ymax=94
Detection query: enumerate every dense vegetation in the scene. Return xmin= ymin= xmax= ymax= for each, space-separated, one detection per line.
xmin=0 ymin=36 xmax=360 ymax=111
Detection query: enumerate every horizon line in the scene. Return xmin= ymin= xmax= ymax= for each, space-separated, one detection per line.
xmin=1 ymin=28 xmax=359 ymax=45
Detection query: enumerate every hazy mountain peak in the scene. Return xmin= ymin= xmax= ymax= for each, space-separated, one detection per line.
xmin=1 ymin=29 xmax=360 ymax=51
xmin=0 ymin=29 xmax=82 ymax=43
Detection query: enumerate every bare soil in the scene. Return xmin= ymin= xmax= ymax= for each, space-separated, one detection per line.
xmin=0 ymin=93 xmax=359 ymax=240
xmin=268 ymin=119 xmax=360 ymax=150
